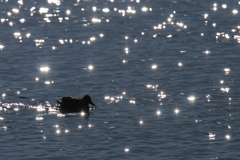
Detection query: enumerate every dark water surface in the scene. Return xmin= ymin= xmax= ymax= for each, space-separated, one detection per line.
xmin=1 ymin=0 xmax=240 ymax=159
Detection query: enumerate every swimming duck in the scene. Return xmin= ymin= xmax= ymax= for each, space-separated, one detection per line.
xmin=56 ymin=95 xmax=95 ymax=113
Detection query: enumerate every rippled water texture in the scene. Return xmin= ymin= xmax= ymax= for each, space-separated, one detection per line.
xmin=1 ymin=0 xmax=240 ymax=159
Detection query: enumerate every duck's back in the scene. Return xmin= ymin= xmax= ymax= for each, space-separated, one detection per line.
xmin=59 ymin=97 xmax=89 ymax=112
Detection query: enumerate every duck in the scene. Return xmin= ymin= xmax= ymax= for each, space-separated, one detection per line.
xmin=56 ymin=95 xmax=95 ymax=113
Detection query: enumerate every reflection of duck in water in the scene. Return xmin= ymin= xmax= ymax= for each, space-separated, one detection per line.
xmin=56 ymin=95 xmax=95 ymax=113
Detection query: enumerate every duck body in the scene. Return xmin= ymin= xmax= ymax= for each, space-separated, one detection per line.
xmin=56 ymin=95 xmax=95 ymax=113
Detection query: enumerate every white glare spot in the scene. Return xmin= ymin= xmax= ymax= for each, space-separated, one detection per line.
xmin=188 ymin=96 xmax=195 ymax=102
xmin=222 ymin=4 xmax=227 ymax=9
xmin=102 ymin=8 xmax=110 ymax=13
xmin=151 ymin=64 xmax=157 ymax=70
xmin=139 ymin=120 xmax=143 ymax=124
xmin=174 ymin=109 xmax=179 ymax=114
xmin=142 ymin=7 xmax=148 ymax=12
xmin=88 ymin=65 xmax=94 ymax=70
xmin=45 ymin=81 xmax=51 ymax=85
xmin=178 ymin=62 xmax=183 ymax=67
xmin=156 ymin=110 xmax=161 ymax=115
xmin=225 ymin=134 xmax=230 ymax=139
xmin=39 ymin=7 xmax=49 ymax=14
xmin=19 ymin=18 xmax=25 ymax=23
xmin=125 ymin=148 xmax=129 ymax=152
xmin=36 ymin=117 xmax=44 ymax=120
xmin=40 ymin=67 xmax=50 ymax=72
xmin=224 ymin=68 xmax=230 ymax=72
xmin=0 ymin=45 xmax=5 ymax=50
xmin=92 ymin=6 xmax=97 ymax=12
xmin=204 ymin=13 xmax=208 ymax=19
xmin=2 ymin=93 xmax=6 ymax=98
xmin=26 ymin=33 xmax=31 ymax=38
xmin=66 ymin=10 xmax=71 ymax=14
xmin=129 ymin=100 xmax=136 ymax=104
xmin=224 ymin=68 xmax=230 ymax=75
xmin=65 ymin=129 xmax=69 ymax=133
xmin=233 ymin=9 xmax=238 ymax=14
xmin=12 ymin=8 xmax=19 ymax=13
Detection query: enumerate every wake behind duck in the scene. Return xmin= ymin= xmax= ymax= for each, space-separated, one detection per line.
xmin=56 ymin=95 xmax=96 ymax=113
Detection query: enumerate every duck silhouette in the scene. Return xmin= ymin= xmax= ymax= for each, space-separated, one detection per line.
xmin=56 ymin=95 xmax=95 ymax=113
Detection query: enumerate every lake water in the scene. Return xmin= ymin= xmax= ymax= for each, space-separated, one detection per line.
xmin=1 ymin=0 xmax=240 ymax=159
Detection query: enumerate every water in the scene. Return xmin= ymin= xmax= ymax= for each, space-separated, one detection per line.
xmin=1 ymin=0 xmax=240 ymax=159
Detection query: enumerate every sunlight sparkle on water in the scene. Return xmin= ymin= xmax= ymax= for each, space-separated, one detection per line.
xmin=203 ymin=50 xmax=211 ymax=54
xmin=225 ymin=134 xmax=230 ymax=140
xmin=221 ymin=87 xmax=230 ymax=93
xmin=90 ymin=37 xmax=96 ymax=42
xmin=129 ymin=100 xmax=136 ymax=104
xmin=102 ymin=8 xmax=110 ymax=13
xmin=175 ymin=109 xmax=179 ymax=114
xmin=224 ymin=68 xmax=230 ymax=75
xmin=204 ymin=13 xmax=208 ymax=19
xmin=188 ymin=96 xmax=195 ymax=102
xmin=92 ymin=6 xmax=97 ymax=12
xmin=2 ymin=93 xmax=6 ymax=98
xmin=88 ymin=65 xmax=94 ymax=70
xmin=40 ymin=67 xmax=50 ymax=72
xmin=0 ymin=45 xmax=5 ymax=50
xmin=142 ymin=7 xmax=148 ymax=12
xmin=206 ymin=133 xmax=216 ymax=140
xmin=232 ymin=9 xmax=238 ymax=14
xmin=122 ymin=60 xmax=127 ymax=63
xmin=65 ymin=129 xmax=69 ymax=133
xmin=151 ymin=64 xmax=157 ymax=70
xmin=36 ymin=117 xmax=44 ymax=120
xmin=156 ymin=110 xmax=161 ymax=116
xmin=92 ymin=18 xmax=101 ymax=23
xmin=139 ymin=120 xmax=143 ymax=125
xmin=19 ymin=18 xmax=25 ymax=23
xmin=80 ymin=112 xmax=85 ymax=116
xmin=39 ymin=7 xmax=49 ymax=14
xmin=12 ymin=8 xmax=19 ymax=13
xmin=222 ymin=4 xmax=227 ymax=9
xmin=66 ymin=10 xmax=71 ymax=14
xmin=125 ymin=148 xmax=129 ymax=152
xmin=48 ymin=0 xmax=61 ymax=5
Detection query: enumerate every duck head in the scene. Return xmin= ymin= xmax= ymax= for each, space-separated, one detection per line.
xmin=83 ymin=95 xmax=95 ymax=106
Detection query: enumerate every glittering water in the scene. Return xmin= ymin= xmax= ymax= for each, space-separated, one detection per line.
xmin=1 ymin=0 xmax=240 ymax=159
